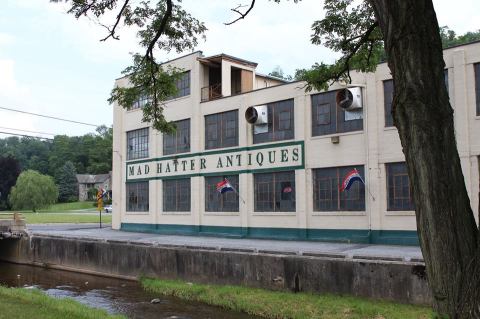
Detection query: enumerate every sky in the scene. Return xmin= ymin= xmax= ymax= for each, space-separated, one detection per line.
xmin=0 ymin=0 xmax=479 ymax=139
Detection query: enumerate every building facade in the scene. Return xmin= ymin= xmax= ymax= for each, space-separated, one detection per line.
xmin=112 ymin=43 xmax=480 ymax=245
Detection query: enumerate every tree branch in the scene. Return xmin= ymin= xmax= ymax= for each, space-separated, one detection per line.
xmin=225 ymin=0 xmax=255 ymax=25
xmin=145 ymin=0 xmax=173 ymax=61
xmin=331 ymin=21 xmax=379 ymax=83
xmin=100 ymin=0 xmax=131 ymax=41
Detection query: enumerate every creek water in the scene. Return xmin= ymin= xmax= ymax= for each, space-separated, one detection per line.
xmin=0 ymin=261 xmax=257 ymax=319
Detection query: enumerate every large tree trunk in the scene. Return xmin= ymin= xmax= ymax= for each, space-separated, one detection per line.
xmin=368 ymin=0 xmax=480 ymax=317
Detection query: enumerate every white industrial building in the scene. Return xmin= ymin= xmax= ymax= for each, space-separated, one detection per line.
xmin=112 ymin=42 xmax=480 ymax=245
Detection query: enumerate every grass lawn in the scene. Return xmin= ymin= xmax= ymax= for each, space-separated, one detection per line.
xmin=0 ymin=286 xmax=124 ymax=319
xmin=142 ymin=278 xmax=433 ymax=319
xmin=39 ymin=201 xmax=97 ymax=212
xmin=22 ymin=212 xmax=111 ymax=224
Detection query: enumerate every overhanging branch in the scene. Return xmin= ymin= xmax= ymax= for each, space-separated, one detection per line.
xmin=100 ymin=0 xmax=131 ymax=41
xmin=225 ymin=0 xmax=256 ymax=25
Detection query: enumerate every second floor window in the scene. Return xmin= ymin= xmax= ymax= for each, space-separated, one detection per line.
xmin=127 ymin=128 xmax=149 ymax=160
xmin=163 ymin=119 xmax=190 ymax=155
xmin=475 ymin=63 xmax=480 ymax=115
xmin=311 ymin=91 xmax=363 ymax=136
xmin=205 ymin=110 xmax=238 ymax=150
xmin=383 ymin=80 xmax=394 ymax=127
xmin=253 ymin=99 xmax=295 ymax=144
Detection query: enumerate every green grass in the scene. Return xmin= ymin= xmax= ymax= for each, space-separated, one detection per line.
xmin=141 ymin=278 xmax=433 ymax=319
xmin=40 ymin=202 xmax=97 ymax=212
xmin=22 ymin=212 xmax=111 ymax=224
xmin=0 ymin=286 xmax=124 ymax=319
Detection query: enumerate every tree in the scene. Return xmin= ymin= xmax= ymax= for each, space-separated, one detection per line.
xmin=56 ymin=0 xmax=479 ymax=316
xmin=0 ymin=156 xmax=21 ymax=210
xmin=55 ymin=161 xmax=78 ymax=203
xmin=9 ymin=170 xmax=58 ymax=212
xmin=268 ymin=66 xmax=293 ymax=81
xmin=440 ymin=26 xmax=480 ymax=48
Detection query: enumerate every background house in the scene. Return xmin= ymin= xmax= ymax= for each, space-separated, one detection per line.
xmin=76 ymin=172 xmax=112 ymax=201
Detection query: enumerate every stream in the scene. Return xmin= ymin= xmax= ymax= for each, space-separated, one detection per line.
xmin=0 ymin=261 xmax=258 ymax=319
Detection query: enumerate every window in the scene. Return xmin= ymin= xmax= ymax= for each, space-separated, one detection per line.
xmin=311 ymin=92 xmax=363 ymax=136
xmin=383 ymin=80 xmax=394 ymax=127
xmin=475 ymin=63 xmax=480 ymax=115
xmin=313 ymin=166 xmax=365 ymax=211
xmin=384 ymin=73 xmax=449 ymax=127
xmin=205 ymin=175 xmax=239 ymax=212
xmin=172 ymin=71 xmax=191 ymax=99
xmin=205 ymin=110 xmax=238 ymax=150
xmin=127 ymin=128 xmax=149 ymax=160
xmin=163 ymin=178 xmax=191 ymax=212
xmin=126 ymin=182 xmax=149 ymax=212
xmin=386 ymin=162 xmax=415 ymax=211
xmin=254 ymin=171 xmax=295 ymax=212
xmin=131 ymin=92 xmax=151 ymax=110
xmin=163 ymin=119 xmax=190 ymax=155
xmin=444 ymin=69 xmax=449 ymax=92
xmin=253 ymin=99 xmax=295 ymax=144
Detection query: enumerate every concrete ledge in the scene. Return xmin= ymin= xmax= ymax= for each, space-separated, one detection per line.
xmin=0 ymin=235 xmax=431 ymax=305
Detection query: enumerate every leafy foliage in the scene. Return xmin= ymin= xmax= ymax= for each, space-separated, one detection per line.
xmin=268 ymin=66 xmax=293 ymax=81
xmin=56 ymin=0 xmax=206 ymax=133
xmin=440 ymin=26 xmax=480 ymax=48
xmin=0 ymin=156 xmax=21 ymax=210
xmin=9 ymin=170 xmax=58 ymax=212
xmin=295 ymin=0 xmax=383 ymax=92
xmin=0 ymin=126 xmax=112 ymax=177
xmin=55 ymin=161 xmax=78 ymax=203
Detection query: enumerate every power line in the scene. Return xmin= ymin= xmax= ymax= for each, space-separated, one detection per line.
xmin=0 ymin=126 xmax=56 ymax=136
xmin=0 ymin=131 xmax=53 ymax=141
xmin=0 ymin=106 xmax=100 ymax=127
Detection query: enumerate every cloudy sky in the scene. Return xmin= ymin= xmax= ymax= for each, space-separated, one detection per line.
xmin=0 ymin=0 xmax=479 ymax=138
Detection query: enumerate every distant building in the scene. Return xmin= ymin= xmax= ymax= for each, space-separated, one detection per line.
xmin=111 ymin=43 xmax=480 ymax=245
xmin=76 ymin=172 xmax=112 ymax=201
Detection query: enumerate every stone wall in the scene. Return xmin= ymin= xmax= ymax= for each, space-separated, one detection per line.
xmin=0 ymin=235 xmax=431 ymax=305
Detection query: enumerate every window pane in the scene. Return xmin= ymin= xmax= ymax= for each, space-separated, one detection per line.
xmin=127 ymin=128 xmax=149 ymax=160
xmin=253 ymin=99 xmax=294 ymax=144
xmin=254 ymin=171 xmax=295 ymax=212
xmin=386 ymin=162 xmax=415 ymax=211
xmin=205 ymin=175 xmax=239 ymax=212
xmin=383 ymin=80 xmax=394 ymax=127
xmin=475 ymin=63 xmax=480 ymax=116
xmin=126 ymin=182 xmax=149 ymax=212
xmin=163 ymin=178 xmax=191 ymax=212
xmin=205 ymin=110 xmax=238 ymax=150
xmin=313 ymin=166 xmax=365 ymax=211
xmin=170 ymin=71 xmax=191 ymax=99
xmin=163 ymin=119 xmax=190 ymax=155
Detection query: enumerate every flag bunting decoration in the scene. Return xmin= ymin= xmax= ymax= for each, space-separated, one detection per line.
xmin=340 ymin=168 xmax=364 ymax=192
xmin=216 ymin=179 xmax=234 ymax=194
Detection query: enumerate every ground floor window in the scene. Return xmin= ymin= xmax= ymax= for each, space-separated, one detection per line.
xmin=205 ymin=175 xmax=239 ymax=212
xmin=163 ymin=178 xmax=191 ymax=212
xmin=254 ymin=171 xmax=295 ymax=212
xmin=313 ymin=166 xmax=365 ymax=211
xmin=126 ymin=182 xmax=149 ymax=212
xmin=386 ymin=162 xmax=414 ymax=211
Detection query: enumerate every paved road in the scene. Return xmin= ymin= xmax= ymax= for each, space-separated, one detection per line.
xmin=28 ymin=223 xmax=423 ymax=262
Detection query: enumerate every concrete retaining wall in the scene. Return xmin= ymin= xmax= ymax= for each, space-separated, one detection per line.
xmin=0 ymin=235 xmax=431 ymax=305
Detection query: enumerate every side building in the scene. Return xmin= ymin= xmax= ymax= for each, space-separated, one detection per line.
xmin=112 ymin=43 xmax=480 ymax=245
